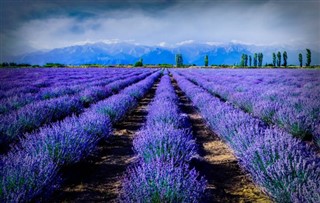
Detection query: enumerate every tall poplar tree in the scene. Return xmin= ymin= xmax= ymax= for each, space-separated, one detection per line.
xmin=277 ymin=51 xmax=281 ymax=67
xmin=306 ymin=49 xmax=311 ymax=67
xmin=283 ymin=51 xmax=288 ymax=67
xmin=258 ymin=53 xmax=263 ymax=67
xmin=272 ymin=53 xmax=276 ymax=67
xmin=253 ymin=53 xmax=258 ymax=67
xmin=175 ymin=54 xmax=183 ymax=67
xmin=204 ymin=55 xmax=208 ymax=67
xmin=244 ymin=54 xmax=248 ymax=67
xmin=298 ymin=53 xmax=303 ymax=67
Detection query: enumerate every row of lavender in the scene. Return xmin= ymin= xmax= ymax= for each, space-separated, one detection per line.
xmin=172 ymin=70 xmax=320 ymax=202
xmin=176 ymin=69 xmax=320 ymax=147
xmin=0 ymin=68 xmax=132 ymax=92
xmin=0 ymin=71 xmax=161 ymax=202
xmin=0 ymin=69 xmax=144 ymax=114
xmin=120 ymin=73 xmax=206 ymax=202
xmin=0 ymin=70 xmax=155 ymax=152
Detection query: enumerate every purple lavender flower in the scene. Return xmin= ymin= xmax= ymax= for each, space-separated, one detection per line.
xmin=133 ymin=123 xmax=197 ymax=164
xmin=0 ymin=151 xmax=58 ymax=202
xmin=20 ymin=112 xmax=111 ymax=166
xmin=241 ymin=128 xmax=320 ymax=202
xmin=171 ymin=70 xmax=320 ymax=202
xmin=119 ymin=159 xmax=207 ymax=203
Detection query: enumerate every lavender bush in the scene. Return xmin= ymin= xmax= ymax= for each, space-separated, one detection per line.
xmin=0 ymin=96 xmax=83 ymax=147
xmin=119 ymin=159 xmax=207 ymax=203
xmin=0 ymin=70 xmax=161 ymax=202
xmin=242 ymin=129 xmax=320 ymax=202
xmin=172 ymin=70 xmax=320 ymax=202
xmin=0 ymin=71 xmax=154 ymax=152
xmin=20 ymin=112 xmax=111 ymax=166
xmin=93 ymin=71 xmax=161 ymax=123
xmin=94 ymin=94 xmax=136 ymax=123
xmin=176 ymin=69 xmax=320 ymax=145
xmin=120 ymin=74 xmax=205 ymax=202
xmin=0 ymin=70 xmax=144 ymax=115
xmin=133 ymin=124 xmax=196 ymax=164
xmin=0 ymin=152 xmax=58 ymax=202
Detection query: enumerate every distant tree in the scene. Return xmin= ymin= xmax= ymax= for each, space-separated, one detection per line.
xmin=240 ymin=54 xmax=245 ymax=67
xmin=306 ymin=49 xmax=311 ymax=66
xmin=158 ymin=63 xmax=173 ymax=68
xmin=253 ymin=53 xmax=258 ymax=67
xmin=298 ymin=53 xmax=303 ymax=67
xmin=204 ymin=55 xmax=208 ymax=66
xmin=44 ymin=63 xmax=65 ymax=67
xmin=272 ymin=53 xmax=276 ymax=67
xmin=258 ymin=53 xmax=263 ymax=67
xmin=277 ymin=51 xmax=281 ymax=67
xmin=244 ymin=54 xmax=248 ymax=67
xmin=1 ymin=62 xmax=9 ymax=67
xmin=249 ymin=55 xmax=252 ymax=67
xmin=134 ymin=61 xmax=143 ymax=67
xmin=134 ymin=58 xmax=143 ymax=67
xmin=283 ymin=51 xmax=288 ymax=67
xmin=17 ymin=63 xmax=31 ymax=67
xmin=9 ymin=62 xmax=17 ymax=67
xmin=175 ymin=54 xmax=183 ymax=67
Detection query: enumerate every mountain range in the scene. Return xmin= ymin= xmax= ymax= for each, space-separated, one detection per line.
xmin=11 ymin=42 xmax=320 ymax=66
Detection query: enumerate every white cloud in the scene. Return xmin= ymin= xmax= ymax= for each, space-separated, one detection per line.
xmin=205 ymin=41 xmax=224 ymax=46
xmin=157 ymin=41 xmax=167 ymax=47
xmin=176 ymin=40 xmax=194 ymax=46
xmin=1 ymin=0 xmax=319 ymax=56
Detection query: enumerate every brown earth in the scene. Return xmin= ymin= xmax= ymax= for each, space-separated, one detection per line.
xmin=171 ymin=77 xmax=272 ymax=203
xmin=50 ymin=80 xmax=159 ymax=202
xmin=49 ymin=75 xmax=271 ymax=203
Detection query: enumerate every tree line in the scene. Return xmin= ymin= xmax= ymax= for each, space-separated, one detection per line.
xmin=239 ymin=49 xmax=311 ymax=68
xmin=0 ymin=49 xmax=314 ymax=68
xmin=173 ymin=48 xmax=313 ymax=68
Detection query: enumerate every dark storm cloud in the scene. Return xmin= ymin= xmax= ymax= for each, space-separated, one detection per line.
xmin=1 ymin=0 xmax=319 ymax=59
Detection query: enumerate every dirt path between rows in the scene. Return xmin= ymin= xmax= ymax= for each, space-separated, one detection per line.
xmin=51 ymin=80 xmax=159 ymax=202
xmin=171 ymin=77 xmax=271 ymax=203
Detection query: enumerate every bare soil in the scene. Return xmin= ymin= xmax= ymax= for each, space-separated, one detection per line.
xmin=50 ymin=81 xmax=158 ymax=202
xmin=171 ymin=78 xmax=272 ymax=203
xmin=49 ymin=75 xmax=271 ymax=203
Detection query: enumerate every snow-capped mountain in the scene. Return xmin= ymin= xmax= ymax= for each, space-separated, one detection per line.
xmin=11 ymin=42 xmax=320 ymax=65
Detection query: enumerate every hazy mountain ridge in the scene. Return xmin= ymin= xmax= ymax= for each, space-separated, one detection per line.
xmin=13 ymin=42 xmax=320 ymax=65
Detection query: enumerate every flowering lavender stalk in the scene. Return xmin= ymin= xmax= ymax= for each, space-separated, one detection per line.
xmin=133 ymin=123 xmax=196 ymax=164
xmin=119 ymin=159 xmax=207 ymax=203
xmin=20 ymin=112 xmax=111 ymax=166
xmin=241 ymin=129 xmax=320 ymax=202
xmin=0 ymin=96 xmax=83 ymax=147
xmin=0 ymin=71 xmax=154 ymax=152
xmin=0 ymin=151 xmax=58 ymax=202
xmin=0 ymin=71 xmax=161 ymax=202
xmin=172 ymin=70 xmax=320 ymax=202
xmin=120 ymin=74 xmax=206 ymax=202
xmin=93 ymin=71 xmax=161 ymax=123
xmin=176 ymin=69 xmax=320 ymax=144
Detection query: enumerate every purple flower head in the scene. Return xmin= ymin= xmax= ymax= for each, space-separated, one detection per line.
xmin=242 ymin=128 xmax=320 ymax=202
xmin=119 ymin=158 xmax=207 ymax=203
xmin=0 ymin=150 xmax=59 ymax=202
xmin=133 ymin=123 xmax=197 ymax=164
xmin=21 ymin=113 xmax=111 ymax=166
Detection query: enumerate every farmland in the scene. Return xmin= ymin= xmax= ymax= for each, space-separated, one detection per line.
xmin=0 ymin=68 xmax=319 ymax=202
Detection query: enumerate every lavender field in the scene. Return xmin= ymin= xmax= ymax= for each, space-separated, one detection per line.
xmin=0 ymin=68 xmax=319 ymax=203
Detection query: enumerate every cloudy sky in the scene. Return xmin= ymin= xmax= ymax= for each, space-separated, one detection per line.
xmin=0 ymin=0 xmax=319 ymax=59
